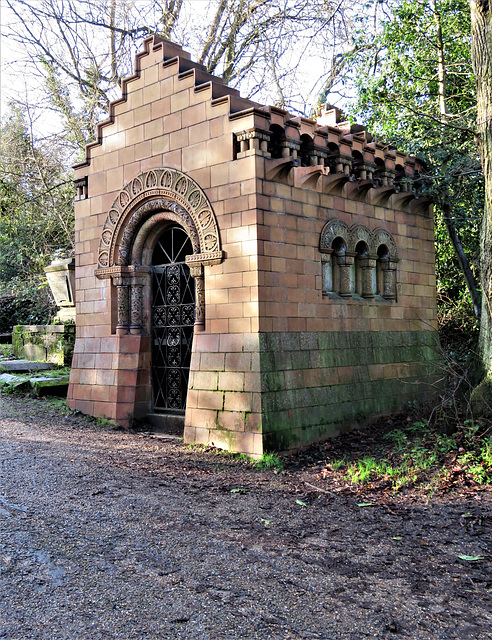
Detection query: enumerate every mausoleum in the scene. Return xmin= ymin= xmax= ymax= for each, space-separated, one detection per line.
xmin=68 ymin=36 xmax=439 ymax=456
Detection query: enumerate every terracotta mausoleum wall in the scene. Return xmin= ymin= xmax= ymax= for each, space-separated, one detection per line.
xmin=67 ymin=36 xmax=439 ymax=456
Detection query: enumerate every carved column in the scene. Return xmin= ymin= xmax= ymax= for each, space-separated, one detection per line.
xmin=282 ymin=138 xmax=301 ymax=161
xmin=359 ymin=258 xmax=376 ymax=298
xmin=189 ymin=265 xmax=205 ymax=331
xmin=321 ymin=252 xmax=333 ymax=294
xmin=381 ymin=260 xmax=398 ymax=300
xmin=337 ymin=254 xmax=354 ymax=297
xmin=113 ymin=276 xmax=130 ymax=335
xmin=129 ymin=276 xmax=146 ymax=335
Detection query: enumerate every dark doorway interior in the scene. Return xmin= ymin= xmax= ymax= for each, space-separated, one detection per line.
xmin=151 ymin=225 xmax=195 ymax=414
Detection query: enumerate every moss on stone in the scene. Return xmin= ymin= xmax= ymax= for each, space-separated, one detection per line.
xmin=471 ymin=375 xmax=492 ymax=418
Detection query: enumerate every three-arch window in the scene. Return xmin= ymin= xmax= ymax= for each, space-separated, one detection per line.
xmin=320 ymin=220 xmax=398 ymax=300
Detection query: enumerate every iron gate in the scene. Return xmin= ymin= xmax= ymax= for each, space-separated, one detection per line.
xmin=151 ymin=225 xmax=195 ymax=412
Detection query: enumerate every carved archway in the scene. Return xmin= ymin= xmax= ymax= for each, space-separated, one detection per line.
xmin=95 ymin=168 xmax=223 ymax=334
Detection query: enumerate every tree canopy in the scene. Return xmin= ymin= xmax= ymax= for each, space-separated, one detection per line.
xmin=350 ymin=0 xmax=483 ymax=333
xmin=4 ymin=0 xmax=376 ymax=149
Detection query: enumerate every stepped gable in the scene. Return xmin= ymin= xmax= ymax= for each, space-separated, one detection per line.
xmin=74 ymin=36 xmax=427 ymax=214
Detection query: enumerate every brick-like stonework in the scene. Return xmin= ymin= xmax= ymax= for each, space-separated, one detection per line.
xmin=68 ymin=35 xmax=439 ymax=456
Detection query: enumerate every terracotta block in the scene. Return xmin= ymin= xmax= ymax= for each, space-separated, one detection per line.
xmin=126 ymin=124 xmax=146 ymax=146
xmin=96 ymin=369 xmax=116 ymax=386
xmin=164 ymin=111 xmax=182 ymax=133
xmin=200 ymin=352 xmax=225 ymax=371
xmin=210 ymin=318 xmax=229 ymax=333
xmin=207 ymin=136 xmax=233 ymax=165
xmin=214 ymin=273 xmax=243 ymax=289
xmin=144 ymin=118 xmax=163 ymax=140
xmin=183 ymin=102 xmax=206 ymax=128
xmin=225 ymin=352 xmax=251 ymax=372
xmin=217 ymin=411 xmax=245 ymax=432
xmin=114 ymin=402 xmax=135 ymax=422
xmin=141 ymin=154 xmax=164 ymax=171
xmin=151 ymin=97 xmax=171 ymax=119
xmin=210 ymin=116 xmax=224 ymax=138
xmin=192 ymin=371 xmax=219 ymax=391
xmin=198 ymin=390 xmax=224 ymax=410
xmin=229 ymin=317 xmax=252 ymax=333
xmin=170 ymin=128 xmax=189 ymax=150
xmin=134 ymin=104 xmax=151 ymax=127
xmin=211 ymin=163 xmax=229 ymax=187
xmin=74 ymin=399 xmax=94 ymax=416
xmin=182 ymin=142 xmax=207 ymax=171
xmin=142 ymin=81 xmax=160 ymax=104
xmin=189 ymin=408 xmax=218 ymax=430
xmin=218 ymin=371 xmax=244 ymax=392
xmin=171 ymin=88 xmax=191 ymax=111
xmin=218 ymin=182 xmax=241 ymax=201
xmin=217 ymin=334 xmax=243 ymax=353
xmin=224 ymin=391 xmax=253 ymax=412
xmin=189 ymin=121 xmax=211 ymax=145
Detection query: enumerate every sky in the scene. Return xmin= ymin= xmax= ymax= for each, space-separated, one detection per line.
xmin=0 ymin=0 xmax=357 ymax=142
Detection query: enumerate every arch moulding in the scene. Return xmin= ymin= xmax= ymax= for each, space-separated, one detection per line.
xmin=94 ymin=168 xmax=223 ymax=334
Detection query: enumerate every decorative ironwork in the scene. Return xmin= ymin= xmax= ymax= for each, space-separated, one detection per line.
xmin=151 ymin=225 xmax=195 ymax=413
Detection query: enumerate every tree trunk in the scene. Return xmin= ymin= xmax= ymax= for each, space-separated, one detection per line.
xmin=470 ymin=0 xmax=492 ymax=370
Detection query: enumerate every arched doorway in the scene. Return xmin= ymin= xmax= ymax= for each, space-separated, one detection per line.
xmin=151 ymin=224 xmax=195 ymax=413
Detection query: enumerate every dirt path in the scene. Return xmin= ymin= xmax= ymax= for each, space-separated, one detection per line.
xmin=0 ymin=395 xmax=490 ymax=640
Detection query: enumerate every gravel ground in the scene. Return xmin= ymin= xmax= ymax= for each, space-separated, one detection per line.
xmin=0 ymin=395 xmax=491 ymax=640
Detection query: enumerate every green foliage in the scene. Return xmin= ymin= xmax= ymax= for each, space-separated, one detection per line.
xmin=254 ymin=452 xmax=284 ymax=471
xmin=350 ymin=0 xmax=482 ymax=330
xmin=327 ymin=417 xmax=492 ymax=490
xmin=0 ymin=277 xmax=56 ymax=332
xmin=0 ymin=344 xmax=14 ymax=359
xmin=0 ymin=105 xmax=74 ymax=284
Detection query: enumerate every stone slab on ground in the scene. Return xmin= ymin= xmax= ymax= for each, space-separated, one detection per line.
xmin=0 ymin=373 xmax=29 ymax=390
xmin=0 ymin=360 xmax=56 ymax=372
xmin=29 ymin=376 xmax=69 ymax=397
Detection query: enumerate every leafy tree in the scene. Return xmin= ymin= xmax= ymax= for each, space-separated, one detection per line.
xmin=350 ymin=0 xmax=482 ymax=334
xmin=0 ymin=105 xmax=74 ymax=283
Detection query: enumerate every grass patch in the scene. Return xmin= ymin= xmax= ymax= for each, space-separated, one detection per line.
xmin=316 ymin=418 xmax=492 ymax=493
xmin=0 ymin=344 xmax=14 ymax=359
xmin=254 ymin=452 xmax=284 ymax=471
xmin=184 ymin=443 xmax=283 ymax=471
